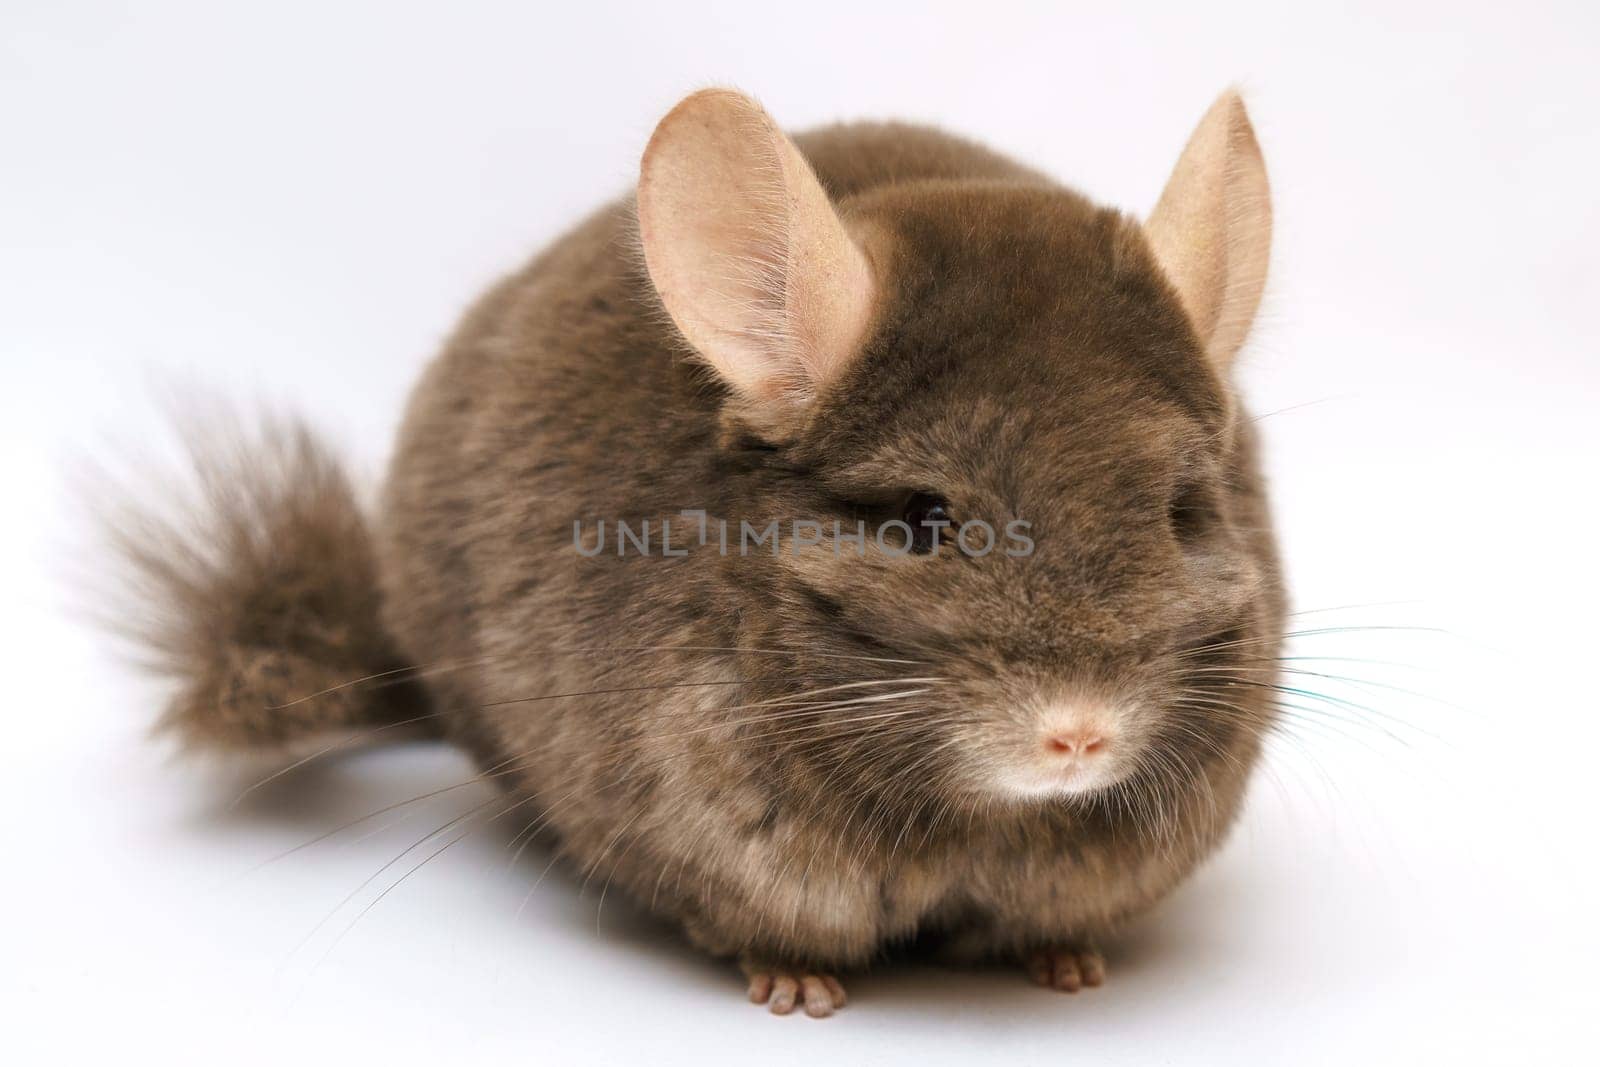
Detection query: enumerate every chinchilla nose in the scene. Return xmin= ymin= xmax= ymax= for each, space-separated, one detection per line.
xmin=1043 ymin=729 xmax=1108 ymax=757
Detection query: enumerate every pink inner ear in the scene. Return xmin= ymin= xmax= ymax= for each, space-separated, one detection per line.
xmin=769 ymin=134 xmax=877 ymax=394
xmin=636 ymin=89 xmax=876 ymax=406
xmin=1143 ymin=91 xmax=1272 ymax=374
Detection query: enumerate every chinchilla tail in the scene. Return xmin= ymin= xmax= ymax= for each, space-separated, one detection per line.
xmin=96 ymin=410 xmax=435 ymax=760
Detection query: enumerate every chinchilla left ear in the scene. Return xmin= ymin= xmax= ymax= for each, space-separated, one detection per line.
xmin=1144 ymin=90 xmax=1273 ymax=374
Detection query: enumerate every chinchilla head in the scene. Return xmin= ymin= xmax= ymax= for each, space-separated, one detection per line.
xmin=635 ymin=89 xmax=1279 ymax=810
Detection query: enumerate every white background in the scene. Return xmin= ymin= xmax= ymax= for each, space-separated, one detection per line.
xmin=4 ymin=2 xmax=1597 ymax=1063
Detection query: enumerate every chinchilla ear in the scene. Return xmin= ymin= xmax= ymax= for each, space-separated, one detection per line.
xmin=636 ymin=89 xmax=876 ymax=424
xmin=1144 ymin=90 xmax=1272 ymax=374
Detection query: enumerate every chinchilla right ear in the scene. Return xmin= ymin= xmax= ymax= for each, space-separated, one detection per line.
xmin=635 ymin=89 xmax=877 ymax=434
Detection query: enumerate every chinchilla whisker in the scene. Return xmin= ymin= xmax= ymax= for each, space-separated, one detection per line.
xmin=624 ymin=693 xmax=938 ymax=746
xmin=504 ymin=800 xmax=565 ymax=868
xmin=311 ymin=793 xmax=540 ymax=974
xmin=1207 ymin=678 xmax=1426 ymax=738
xmin=813 ymin=733 xmax=949 ymax=821
xmin=610 ymin=680 xmax=950 ymax=730
xmin=1261 ymin=702 xmax=1403 ymax=755
xmin=239 ymin=751 xmax=537 ymax=878
xmin=1157 ymin=714 xmax=1249 ymax=767
xmin=580 ymin=806 xmax=655 ymax=920
xmin=482 ymin=674 xmax=950 ymax=713
xmin=1185 ymin=662 xmax=1460 ymax=718
xmin=501 ymin=777 xmax=608 ymax=874
xmin=481 ymin=678 xmax=748 ymax=709
xmin=611 ymin=699 xmax=939 ymax=777
xmin=291 ymin=792 xmax=506 ymax=964
xmin=1242 ymin=395 xmax=1344 ymax=424
xmin=1284 ymin=600 xmax=1429 ymax=619
xmin=499 ymin=698 xmax=954 ymax=863
xmin=844 ymin=749 xmax=948 ymax=874
xmin=1286 ymin=624 xmax=1450 ymax=639
xmin=1184 ymin=655 xmax=1420 ymax=671
xmin=269 ymin=644 xmax=932 ymax=709
xmin=238 ymin=777 xmax=481 ymax=879
xmin=486 ymin=687 xmax=940 ymax=806
xmin=1176 ymin=624 xmax=1450 ymax=661
xmin=715 ymin=675 xmax=951 ymax=709
xmin=692 ymin=701 xmax=940 ymax=746
xmin=1173 ymin=701 xmax=1328 ymax=753
xmin=264 ymin=663 xmax=436 ymax=709
xmin=593 ymin=827 xmax=649 ymax=932
xmin=506 ymin=679 xmax=951 ymax=753
xmin=1171 ymin=692 xmax=1377 ymax=747
xmin=1275 ymin=654 xmax=1427 ymax=670
xmin=1200 ymin=651 xmax=1438 ymax=685
xmin=229 ymin=710 xmax=449 ymax=807
xmin=341 ymin=810 xmax=423 ymax=849
xmin=1259 ymin=701 xmax=1405 ymax=752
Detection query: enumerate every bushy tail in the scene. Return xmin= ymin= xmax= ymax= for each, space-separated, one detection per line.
xmin=99 ymin=413 xmax=432 ymax=756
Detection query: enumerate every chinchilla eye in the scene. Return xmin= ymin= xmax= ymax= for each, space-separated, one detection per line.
xmin=903 ymin=492 xmax=952 ymax=555
xmin=1168 ymin=482 xmax=1214 ymax=543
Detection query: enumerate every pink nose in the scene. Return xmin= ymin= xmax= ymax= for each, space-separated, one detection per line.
xmin=1044 ymin=731 xmax=1107 ymax=757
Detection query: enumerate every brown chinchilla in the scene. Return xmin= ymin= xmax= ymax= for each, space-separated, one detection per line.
xmin=114 ymin=87 xmax=1284 ymax=1017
